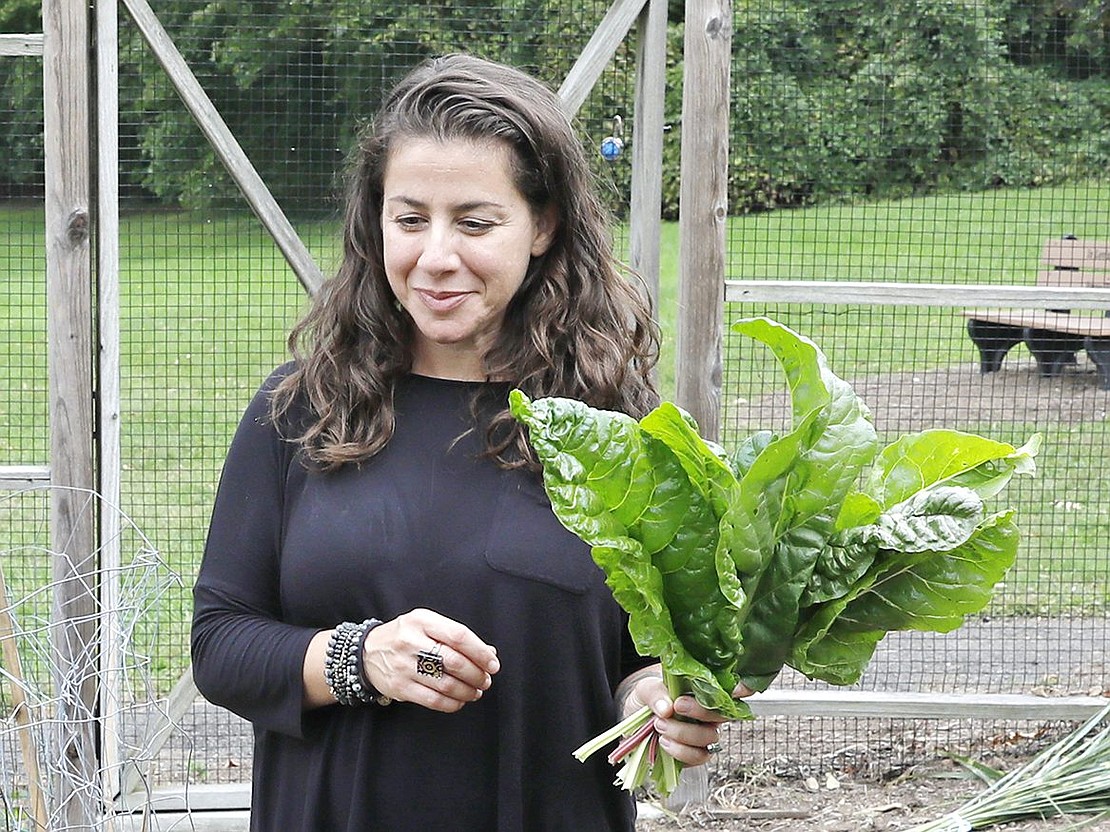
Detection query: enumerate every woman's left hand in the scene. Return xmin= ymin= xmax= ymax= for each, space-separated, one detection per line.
xmin=622 ymin=673 xmax=752 ymax=767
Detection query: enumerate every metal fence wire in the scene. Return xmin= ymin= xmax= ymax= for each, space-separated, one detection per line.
xmin=111 ymin=0 xmax=638 ymax=795
xmin=1 ymin=0 xmax=1107 ymax=823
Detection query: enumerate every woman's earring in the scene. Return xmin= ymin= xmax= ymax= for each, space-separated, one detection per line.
xmin=599 ymin=115 xmax=624 ymax=162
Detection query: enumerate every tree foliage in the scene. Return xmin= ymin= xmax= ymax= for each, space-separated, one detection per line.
xmin=689 ymin=0 xmax=1110 ymax=215
xmin=1 ymin=0 xmax=1107 ymax=212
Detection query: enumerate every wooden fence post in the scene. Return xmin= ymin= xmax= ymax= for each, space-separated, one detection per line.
xmin=96 ymin=0 xmax=126 ymax=807
xmin=675 ymin=0 xmax=731 ymax=442
xmin=44 ymin=0 xmax=98 ymax=824
xmin=670 ymin=0 xmax=731 ymax=809
xmin=629 ymin=0 xmax=668 ymax=311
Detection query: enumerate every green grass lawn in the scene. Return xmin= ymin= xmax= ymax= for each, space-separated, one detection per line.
xmin=2 ymin=182 xmax=1108 ymax=694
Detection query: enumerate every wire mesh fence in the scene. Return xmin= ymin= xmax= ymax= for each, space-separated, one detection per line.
xmin=722 ymin=246 xmax=1109 ymax=697
xmin=2 ymin=0 xmax=1108 ymax=825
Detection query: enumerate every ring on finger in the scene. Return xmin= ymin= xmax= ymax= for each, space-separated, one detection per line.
xmin=705 ymin=741 xmax=722 ymax=755
xmin=415 ymin=643 xmax=445 ymax=679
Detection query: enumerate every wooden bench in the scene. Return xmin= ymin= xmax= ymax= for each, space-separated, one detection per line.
xmin=963 ymin=237 xmax=1110 ymax=389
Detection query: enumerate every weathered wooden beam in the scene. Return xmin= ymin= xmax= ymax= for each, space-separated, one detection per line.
xmin=0 ymin=561 xmax=48 ymax=828
xmin=629 ymin=0 xmax=668 ymax=312
xmin=97 ymin=0 xmax=125 ymax=805
xmin=110 ymin=806 xmax=250 ymax=832
xmin=676 ymin=0 xmax=731 ymax=442
xmin=116 ymin=783 xmax=251 ymax=813
xmin=118 ymin=0 xmax=324 ymax=295
xmin=669 ymin=0 xmax=732 ymax=808
xmin=725 ymin=280 xmax=1110 ymax=310
xmin=0 ymin=465 xmax=51 ymax=490
xmin=0 ymin=33 xmax=44 ymax=56
xmin=747 ymin=690 xmax=1110 ymax=720
xmin=43 ymin=0 xmax=99 ymax=821
xmin=558 ymin=0 xmax=648 ymax=115
xmin=116 ymin=666 xmax=199 ymax=800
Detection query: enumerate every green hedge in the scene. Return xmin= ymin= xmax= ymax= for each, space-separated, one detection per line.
xmin=650 ymin=0 xmax=1110 ymax=218
xmin=2 ymin=0 xmax=1107 ymax=213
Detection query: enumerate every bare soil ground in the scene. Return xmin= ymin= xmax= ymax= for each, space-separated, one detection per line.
xmin=635 ymin=702 xmax=1110 ymax=832
xmin=729 ymin=354 xmax=1110 ymax=436
xmin=848 ymin=356 xmax=1109 ymax=433
xmin=636 ymin=770 xmax=1110 ymax=831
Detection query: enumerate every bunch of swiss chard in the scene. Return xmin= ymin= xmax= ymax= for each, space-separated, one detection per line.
xmin=509 ymin=317 xmax=1039 ymax=797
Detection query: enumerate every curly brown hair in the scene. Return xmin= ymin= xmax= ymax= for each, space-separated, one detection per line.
xmin=271 ymin=52 xmax=659 ymax=470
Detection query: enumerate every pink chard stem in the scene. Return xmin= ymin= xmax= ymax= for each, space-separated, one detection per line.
xmin=607 ymin=715 xmax=658 ymax=765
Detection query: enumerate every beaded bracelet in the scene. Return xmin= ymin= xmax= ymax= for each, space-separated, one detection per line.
xmin=355 ymin=620 xmax=392 ymax=706
xmin=324 ymin=619 xmax=391 ymax=706
xmin=323 ymin=622 xmax=359 ymax=705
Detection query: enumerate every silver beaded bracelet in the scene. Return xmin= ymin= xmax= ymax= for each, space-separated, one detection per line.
xmin=324 ymin=619 xmax=391 ymax=706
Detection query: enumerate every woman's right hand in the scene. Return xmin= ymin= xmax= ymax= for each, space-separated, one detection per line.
xmin=363 ymin=608 xmax=500 ymax=713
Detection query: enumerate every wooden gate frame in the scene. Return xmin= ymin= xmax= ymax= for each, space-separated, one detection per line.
xmin=95 ymin=0 xmax=675 ymax=818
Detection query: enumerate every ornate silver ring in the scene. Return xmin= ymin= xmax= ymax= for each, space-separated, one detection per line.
xmin=415 ymin=644 xmax=445 ymax=679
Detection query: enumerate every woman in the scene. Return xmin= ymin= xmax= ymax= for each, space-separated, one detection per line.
xmin=191 ymin=53 xmax=739 ymax=831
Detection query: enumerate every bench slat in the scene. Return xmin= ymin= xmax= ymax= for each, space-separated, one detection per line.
xmin=1036 ymin=269 xmax=1110 ymax=288
xmin=1042 ymin=238 xmax=1110 ymax=271
xmin=963 ymin=309 xmax=1110 ymax=337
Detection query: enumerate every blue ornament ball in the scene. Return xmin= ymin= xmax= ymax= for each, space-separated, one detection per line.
xmin=600 ymin=136 xmax=624 ymax=161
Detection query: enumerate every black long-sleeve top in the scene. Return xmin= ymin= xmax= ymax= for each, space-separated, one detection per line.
xmin=191 ymin=367 xmax=653 ymax=831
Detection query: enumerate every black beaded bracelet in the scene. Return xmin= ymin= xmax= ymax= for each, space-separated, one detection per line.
xmin=356 ymin=619 xmax=392 ymax=706
xmin=324 ymin=619 xmax=391 ymax=706
xmin=323 ymin=623 xmax=358 ymax=705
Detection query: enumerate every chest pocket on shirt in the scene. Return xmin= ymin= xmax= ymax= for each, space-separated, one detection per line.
xmin=483 ymin=477 xmax=604 ymax=595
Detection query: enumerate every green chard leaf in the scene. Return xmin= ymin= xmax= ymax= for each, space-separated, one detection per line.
xmin=849 ymin=486 xmax=986 ymax=554
xmin=511 ymin=318 xmax=1038 ymax=760
xmin=508 ymin=390 xmax=750 ymax=719
xmin=730 ymin=429 xmax=775 ymax=478
xmin=791 ymin=510 xmax=1021 ymax=685
xmin=513 ymin=315 xmax=1038 ymax=799
xmin=727 ymin=317 xmax=880 ymax=690
xmin=862 ymin=429 xmax=1041 ymax=508
xmin=805 ymin=486 xmax=986 ymax=606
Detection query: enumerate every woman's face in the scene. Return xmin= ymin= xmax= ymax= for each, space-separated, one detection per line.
xmin=381 ymin=137 xmax=556 ymax=380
